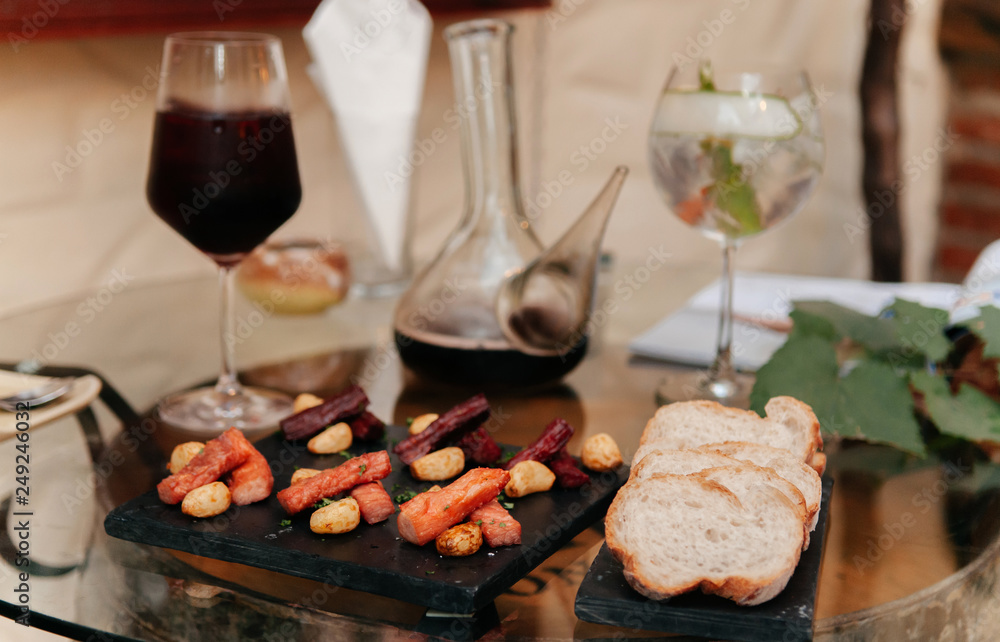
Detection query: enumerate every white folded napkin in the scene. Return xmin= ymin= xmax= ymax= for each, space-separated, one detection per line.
xmin=629 ymin=272 xmax=959 ymax=370
xmin=303 ymin=0 xmax=432 ymax=272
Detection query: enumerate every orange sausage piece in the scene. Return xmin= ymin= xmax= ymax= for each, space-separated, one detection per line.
xmin=227 ymin=444 xmax=274 ymax=506
xmin=397 ymin=468 xmax=510 ymax=546
xmin=350 ymin=481 xmax=395 ymax=524
xmin=469 ymin=500 xmax=521 ymax=547
xmin=277 ymin=451 xmax=391 ymax=515
xmin=157 ymin=428 xmax=254 ymax=504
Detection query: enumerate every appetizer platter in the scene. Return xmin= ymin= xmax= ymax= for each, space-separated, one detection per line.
xmin=104 ymin=386 xmax=629 ymax=614
xmin=575 ymin=397 xmax=833 ymax=641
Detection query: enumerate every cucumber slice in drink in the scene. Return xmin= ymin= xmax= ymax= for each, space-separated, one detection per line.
xmin=652 ymin=90 xmax=802 ymax=141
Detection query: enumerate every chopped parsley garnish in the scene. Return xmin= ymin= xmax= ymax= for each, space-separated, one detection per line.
xmin=338 ymin=450 xmax=352 ymax=459
xmin=425 ymin=570 xmax=435 ymax=575
xmin=500 ymin=522 xmax=507 ymax=528
xmin=313 ymin=498 xmax=334 ymax=509
xmin=475 ymin=519 xmax=483 ymax=526
xmin=444 ymin=504 xmax=450 ymax=510
xmin=394 ymin=489 xmax=418 ymax=503
xmin=406 ymin=417 xmax=415 ymax=427
xmin=500 ymin=450 xmax=517 ymax=463
xmin=279 ymin=519 xmax=291 ymax=527
xmin=358 ymin=463 xmax=367 ymax=475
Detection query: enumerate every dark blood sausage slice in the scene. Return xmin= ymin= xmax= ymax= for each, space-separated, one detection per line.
xmin=469 ymin=499 xmax=521 ymax=547
xmin=157 ymin=428 xmax=254 ymax=504
xmin=503 ymin=418 xmax=575 ymax=470
xmin=227 ymin=443 xmax=274 ymax=505
xmin=397 ymin=467 xmax=510 ymax=545
xmin=548 ymin=448 xmax=590 ymax=489
xmin=393 ymin=394 xmax=491 ymax=465
xmin=350 ymin=481 xmax=395 ymax=524
xmin=277 ymin=451 xmax=391 ymax=515
xmin=452 ymin=426 xmax=502 ymax=465
xmin=349 ymin=411 xmax=385 ymax=441
xmin=280 ymin=385 xmax=368 ymax=441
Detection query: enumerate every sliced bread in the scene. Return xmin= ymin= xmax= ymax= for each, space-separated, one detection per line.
xmin=605 ymin=473 xmax=804 ymax=606
xmin=697 ymin=441 xmax=822 ymax=533
xmin=629 ymin=449 xmax=808 ymax=527
xmin=639 ymin=396 xmax=822 ymax=463
xmin=628 ymin=447 xmax=735 ymax=479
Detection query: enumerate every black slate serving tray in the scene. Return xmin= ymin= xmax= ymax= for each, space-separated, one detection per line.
xmin=574 ymin=477 xmax=833 ymax=642
xmin=104 ymin=425 xmax=628 ymax=614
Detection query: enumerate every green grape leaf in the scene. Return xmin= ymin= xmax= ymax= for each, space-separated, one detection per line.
xmin=883 ymin=299 xmax=951 ymax=363
xmin=750 ymin=333 xmax=838 ymax=424
xmin=793 ymin=300 xmax=898 ymax=352
xmin=832 ymin=361 xmax=924 ymax=456
xmin=751 ymin=331 xmax=925 ymax=456
xmin=911 ymin=370 xmax=1000 ymax=442
xmin=963 ymin=306 xmax=1000 ymax=359
xmin=788 ymin=308 xmax=838 ymax=341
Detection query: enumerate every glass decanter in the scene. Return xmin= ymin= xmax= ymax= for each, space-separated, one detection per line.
xmin=393 ymin=19 xmax=589 ymax=387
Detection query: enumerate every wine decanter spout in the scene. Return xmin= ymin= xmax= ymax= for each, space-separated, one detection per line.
xmin=497 ymin=166 xmax=629 ymax=355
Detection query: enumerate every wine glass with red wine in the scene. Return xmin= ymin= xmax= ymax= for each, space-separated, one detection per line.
xmin=146 ymin=32 xmax=301 ymax=432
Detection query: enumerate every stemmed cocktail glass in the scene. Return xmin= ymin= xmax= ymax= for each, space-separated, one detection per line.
xmin=649 ymin=61 xmax=824 ymax=407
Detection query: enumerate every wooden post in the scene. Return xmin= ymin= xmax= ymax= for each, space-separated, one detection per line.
xmin=860 ymin=0 xmax=906 ymax=282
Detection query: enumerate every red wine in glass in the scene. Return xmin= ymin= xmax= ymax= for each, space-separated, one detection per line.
xmin=147 ymin=32 xmax=302 ymax=433
xmin=147 ymin=109 xmax=302 ymax=265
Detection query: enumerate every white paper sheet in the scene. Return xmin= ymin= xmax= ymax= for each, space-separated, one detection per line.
xmin=629 ymin=272 xmax=959 ymax=370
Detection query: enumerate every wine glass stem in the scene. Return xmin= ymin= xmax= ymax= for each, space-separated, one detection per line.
xmin=215 ymin=265 xmax=243 ymax=399
xmin=709 ymin=241 xmax=737 ymax=385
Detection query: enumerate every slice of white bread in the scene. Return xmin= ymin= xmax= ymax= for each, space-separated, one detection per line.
xmin=639 ymin=396 xmax=823 ymax=463
xmin=629 ymin=449 xmax=808 ymax=527
xmin=696 ymin=441 xmax=822 ymax=533
xmin=808 ymin=451 xmax=827 ymax=476
xmin=630 ymin=449 xmax=811 ymax=549
xmin=605 ymin=473 xmax=804 ymax=606
xmin=628 ymin=447 xmax=735 ymax=480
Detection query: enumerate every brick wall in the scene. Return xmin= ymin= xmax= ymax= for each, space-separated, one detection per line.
xmin=936 ymin=0 xmax=1000 ymax=282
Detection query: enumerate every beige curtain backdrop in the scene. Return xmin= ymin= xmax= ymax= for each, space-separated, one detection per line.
xmin=0 ymin=0 xmax=946 ymax=316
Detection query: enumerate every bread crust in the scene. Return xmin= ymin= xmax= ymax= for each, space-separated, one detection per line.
xmin=696 ymin=440 xmax=823 ymax=539
xmin=639 ymin=396 xmax=823 ymax=463
xmin=605 ymin=473 xmax=804 ymax=606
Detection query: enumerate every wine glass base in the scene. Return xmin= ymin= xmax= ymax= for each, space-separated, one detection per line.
xmin=654 ymin=370 xmax=755 ymax=409
xmin=157 ymin=386 xmax=293 ymax=434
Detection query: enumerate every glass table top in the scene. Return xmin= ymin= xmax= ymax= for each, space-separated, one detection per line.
xmin=0 ymin=264 xmax=998 ymax=640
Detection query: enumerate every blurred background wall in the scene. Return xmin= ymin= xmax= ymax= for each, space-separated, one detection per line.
xmin=0 ymin=0 xmax=947 ymax=316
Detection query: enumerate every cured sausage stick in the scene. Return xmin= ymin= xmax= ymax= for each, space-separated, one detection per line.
xmin=350 ymin=481 xmax=395 ymax=524
xmin=157 ymin=428 xmax=254 ymax=504
xmin=469 ymin=500 xmax=521 ymax=547
xmin=397 ymin=467 xmax=510 ymax=546
xmin=280 ymin=385 xmax=368 ymax=441
xmin=349 ymin=411 xmax=386 ymax=441
xmin=393 ymin=394 xmax=490 ymax=465
xmin=548 ymin=448 xmax=590 ymax=489
xmin=453 ymin=426 xmax=502 ymax=465
xmin=503 ymin=418 xmax=574 ymax=470
xmin=277 ymin=451 xmax=391 ymax=515
xmin=227 ymin=445 xmax=274 ymax=505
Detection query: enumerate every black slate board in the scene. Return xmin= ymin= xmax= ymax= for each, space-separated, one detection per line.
xmin=104 ymin=425 xmax=628 ymax=614
xmin=574 ymin=477 xmax=833 ymax=642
